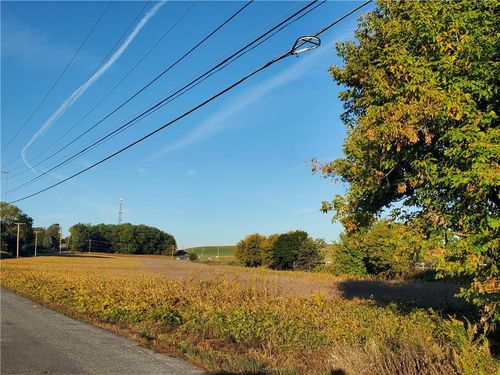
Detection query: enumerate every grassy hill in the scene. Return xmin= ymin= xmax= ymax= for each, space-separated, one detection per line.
xmin=184 ymin=245 xmax=236 ymax=258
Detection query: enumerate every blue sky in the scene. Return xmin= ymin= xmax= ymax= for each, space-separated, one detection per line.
xmin=1 ymin=1 xmax=374 ymax=248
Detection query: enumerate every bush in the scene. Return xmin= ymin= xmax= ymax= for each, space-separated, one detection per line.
xmin=329 ymin=237 xmax=367 ymax=276
xmin=188 ymin=252 xmax=198 ymax=261
xmin=269 ymin=230 xmax=324 ymax=271
xmin=332 ymin=220 xmax=428 ymax=279
xmin=235 ymin=233 xmax=267 ymax=267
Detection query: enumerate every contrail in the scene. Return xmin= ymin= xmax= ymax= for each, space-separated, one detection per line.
xmin=22 ymin=1 xmax=166 ymax=174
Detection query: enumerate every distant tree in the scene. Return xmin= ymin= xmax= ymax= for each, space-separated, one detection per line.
xmin=235 ymin=233 xmax=267 ymax=267
xmin=269 ymin=230 xmax=323 ymax=271
xmin=68 ymin=223 xmax=92 ymax=252
xmin=261 ymin=234 xmax=280 ymax=268
xmin=295 ymin=237 xmax=324 ymax=271
xmin=317 ymin=0 xmax=499 ymax=328
xmin=44 ymin=224 xmax=61 ymax=251
xmin=0 ymin=202 xmax=33 ymax=256
xmin=32 ymin=227 xmax=48 ymax=252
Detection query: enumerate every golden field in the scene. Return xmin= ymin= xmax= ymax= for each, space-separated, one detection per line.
xmin=1 ymin=254 xmax=498 ymax=374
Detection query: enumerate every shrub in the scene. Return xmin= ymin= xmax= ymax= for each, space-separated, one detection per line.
xmin=235 ymin=233 xmax=267 ymax=267
xmin=332 ymin=220 xmax=429 ymax=279
xmin=329 ymin=236 xmax=367 ymax=276
xmin=188 ymin=252 xmax=198 ymax=261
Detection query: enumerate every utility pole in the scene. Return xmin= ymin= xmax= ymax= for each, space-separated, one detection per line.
xmin=59 ymin=228 xmax=63 ymax=254
xmin=217 ymin=246 xmax=220 ymax=259
xmin=15 ymin=222 xmax=25 ymax=258
xmin=34 ymin=230 xmax=40 ymax=258
xmin=88 ymin=239 xmax=92 ymax=253
xmin=118 ymin=198 xmax=124 ymax=224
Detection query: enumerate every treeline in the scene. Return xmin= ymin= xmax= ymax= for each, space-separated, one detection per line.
xmin=69 ymin=223 xmax=176 ymax=255
xmin=235 ymin=222 xmax=431 ymax=280
xmin=0 ymin=202 xmax=61 ymax=256
xmin=235 ymin=230 xmax=325 ymax=271
xmin=1 ymin=202 xmax=176 ymax=257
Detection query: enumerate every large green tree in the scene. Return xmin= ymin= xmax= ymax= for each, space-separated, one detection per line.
xmin=319 ymin=0 xmax=498 ymax=327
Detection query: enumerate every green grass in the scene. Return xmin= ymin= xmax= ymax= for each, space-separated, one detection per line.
xmin=184 ymin=245 xmax=236 ymax=258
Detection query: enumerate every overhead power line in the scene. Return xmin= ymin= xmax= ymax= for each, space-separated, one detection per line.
xmin=6 ymin=0 xmax=251 ymax=179
xmin=4 ymin=0 xmax=320 ymax=195
xmin=7 ymin=1 xmax=198 ymax=175
xmin=3 ymin=1 xmax=152 ymax=170
xmin=1 ymin=1 xmax=112 ymax=154
xmin=7 ymin=0 xmax=373 ymax=204
xmin=6 ymin=0 xmax=305 ymax=181
xmin=7 ymin=0 xmax=312 ymax=181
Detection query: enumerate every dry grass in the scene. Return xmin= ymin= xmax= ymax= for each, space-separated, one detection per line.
xmin=1 ymin=254 xmax=497 ymax=375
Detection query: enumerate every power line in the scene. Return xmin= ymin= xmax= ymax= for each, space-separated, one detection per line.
xmin=1 ymin=1 xmax=112 ymax=154
xmin=9 ymin=1 xmax=198 ymax=174
xmin=4 ymin=1 xmax=152 ymax=172
xmin=4 ymin=1 xmax=320 ymax=195
xmin=7 ymin=1 xmax=373 ymax=204
xmin=6 ymin=0 xmax=252 ymax=179
xmin=6 ymin=0 xmax=303 ymax=181
xmin=7 ymin=0 xmax=307 ymax=181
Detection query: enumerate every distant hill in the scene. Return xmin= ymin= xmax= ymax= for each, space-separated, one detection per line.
xmin=184 ymin=246 xmax=235 ymax=258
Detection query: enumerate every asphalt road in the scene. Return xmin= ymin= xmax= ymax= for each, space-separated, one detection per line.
xmin=0 ymin=288 xmax=206 ymax=375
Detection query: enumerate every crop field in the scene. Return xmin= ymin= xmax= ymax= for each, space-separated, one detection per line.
xmin=1 ymin=254 xmax=497 ymax=374
xmin=184 ymin=245 xmax=236 ymax=258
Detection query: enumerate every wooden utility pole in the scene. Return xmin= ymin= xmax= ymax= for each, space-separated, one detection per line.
xmin=34 ymin=230 xmax=40 ymax=258
xmin=88 ymin=239 xmax=92 ymax=253
xmin=59 ymin=229 xmax=62 ymax=254
xmin=15 ymin=222 xmax=25 ymax=258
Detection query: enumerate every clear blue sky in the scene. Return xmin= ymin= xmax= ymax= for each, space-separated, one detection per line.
xmin=1 ymin=1 xmax=374 ymax=248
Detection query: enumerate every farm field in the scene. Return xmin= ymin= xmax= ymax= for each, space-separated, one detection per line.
xmin=1 ymin=254 xmax=497 ymax=374
xmin=183 ymin=245 xmax=236 ymax=258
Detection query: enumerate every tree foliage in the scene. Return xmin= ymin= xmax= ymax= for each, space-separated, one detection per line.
xmin=68 ymin=223 xmax=176 ymax=255
xmin=319 ymin=0 xmax=499 ymax=326
xmin=235 ymin=233 xmax=267 ymax=267
xmin=269 ymin=230 xmax=324 ymax=271
xmin=44 ymin=224 xmax=61 ymax=251
xmin=235 ymin=231 xmax=324 ymax=270
xmin=0 ymin=202 xmax=33 ymax=256
xmin=331 ymin=220 xmax=427 ymax=278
